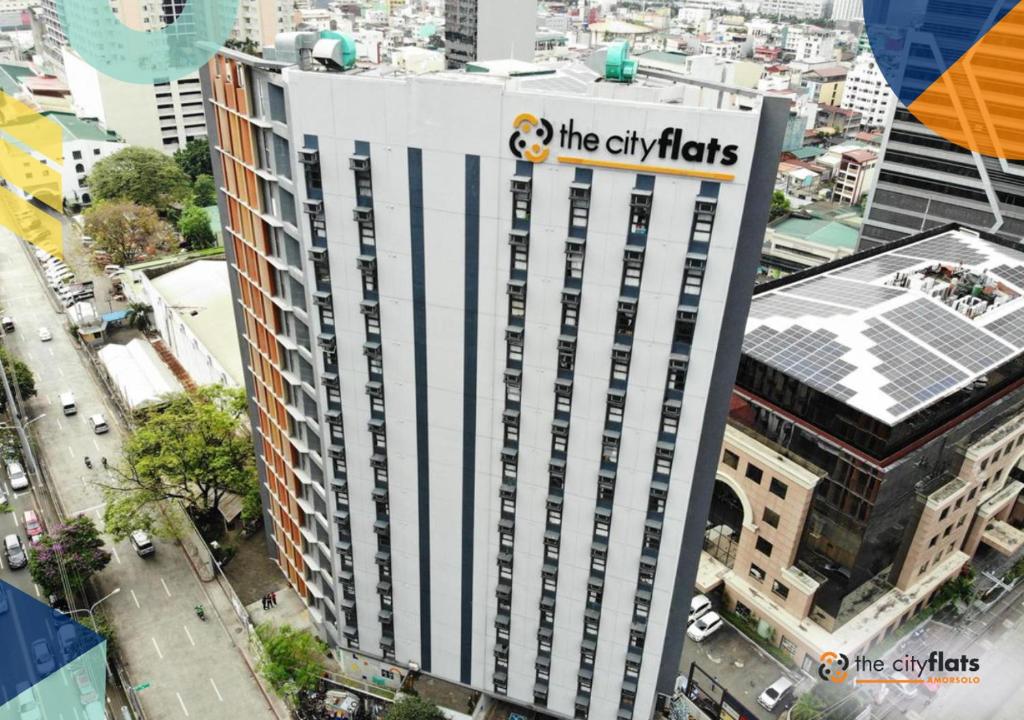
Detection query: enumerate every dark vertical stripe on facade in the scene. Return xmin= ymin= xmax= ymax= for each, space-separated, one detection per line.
xmin=654 ymin=96 xmax=790 ymax=699
xmin=408 ymin=147 xmax=432 ymax=670
xmin=460 ymin=155 xmax=480 ymax=683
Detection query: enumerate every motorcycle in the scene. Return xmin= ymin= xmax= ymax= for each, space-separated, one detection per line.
xmin=194 ymin=604 xmax=206 ymax=622
xmin=84 ymin=456 xmax=92 ymax=469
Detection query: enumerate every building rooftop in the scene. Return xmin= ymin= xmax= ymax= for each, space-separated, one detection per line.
xmin=770 ymin=215 xmax=859 ymax=249
xmin=589 ymin=20 xmax=655 ymax=35
xmin=41 ymin=111 xmax=120 ymax=143
xmin=148 ymin=260 xmax=244 ymax=387
xmin=745 ymin=227 xmax=1024 ymax=425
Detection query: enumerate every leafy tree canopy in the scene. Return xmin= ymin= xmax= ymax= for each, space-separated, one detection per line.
xmin=84 ymin=201 xmax=175 ymax=266
xmin=769 ymin=190 xmax=791 ymax=220
xmin=28 ymin=515 xmax=111 ymax=599
xmin=91 ymin=147 xmax=191 ymax=212
xmin=173 ymin=137 xmax=213 ymax=181
xmin=255 ymin=623 xmax=327 ymax=704
xmin=178 ymin=205 xmax=216 ymax=250
xmin=192 ymin=174 xmax=217 ymax=207
xmin=382 ymin=696 xmax=447 ymax=720
xmin=0 ymin=347 xmax=36 ymax=414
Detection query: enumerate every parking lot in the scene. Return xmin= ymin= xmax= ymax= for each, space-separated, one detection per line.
xmin=679 ymin=598 xmax=808 ymax=720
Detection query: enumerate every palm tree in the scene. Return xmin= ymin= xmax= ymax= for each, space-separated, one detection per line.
xmin=125 ymin=302 xmax=152 ymax=333
xmin=790 ymin=693 xmax=825 ymax=720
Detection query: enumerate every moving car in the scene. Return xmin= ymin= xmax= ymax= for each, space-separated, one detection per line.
xmin=130 ymin=529 xmax=155 ymax=557
xmin=757 ymin=676 xmax=795 ymax=712
xmin=23 ymin=510 xmax=44 ymax=544
xmin=37 ymin=326 xmax=52 ymax=342
xmin=60 ymin=392 xmax=77 ymax=415
xmin=89 ymin=414 xmax=109 ymax=434
xmin=4 ymin=533 xmax=27 ymax=569
xmin=15 ymin=682 xmax=41 ymax=720
xmin=688 ymin=594 xmax=712 ymax=625
xmin=31 ymin=638 xmax=55 ymax=675
xmin=1 ymin=315 xmax=14 ymax=333
xmin=7 ymin=461 xmax=28 ymax=490
xmin=686 ymin=611 xmax=724 ymax=642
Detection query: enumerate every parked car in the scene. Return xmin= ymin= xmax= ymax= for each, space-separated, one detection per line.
xmin=688 ymin=594 xmax=712 ymax=625
xmin=15 ymin=682 xmax=41 ymax=720
xmin=72 ymin=668 xmax=98 ymax=705
xmin=0 ymin=584 xmax=8 ymax=613
xmin=31 ymin=638 xmax=55 ymax=675
xmin=23 ymin=510 xmax=44 ymax=544
xmin=686 ymin=611 xmax=724 ymax=642
xmin=130 ymin=529 xmax=155 ymax=557
xmin=757 ymin=676 xmax=795 ymax=712
xmin=7 ymin=461 xmax=28 ymax=490
xmin=37 ymin=327 xmax=52 ymax=342
xmin=103 ymin=264 xmax=123 ymax=277
xmin=1 ymin=316 xmax=14 ymax=333
xmin=57 ymin=623 xmax=77 ymax=660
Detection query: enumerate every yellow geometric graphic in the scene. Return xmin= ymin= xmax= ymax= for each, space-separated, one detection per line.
xmin=510 ymin=112 xmax=553 ymax=163
xmin=0 ymin=91 xmax=63 ymax=257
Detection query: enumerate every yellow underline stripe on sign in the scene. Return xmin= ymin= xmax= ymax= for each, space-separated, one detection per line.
xmin=557 ymin=155 xmax=736 ymax=181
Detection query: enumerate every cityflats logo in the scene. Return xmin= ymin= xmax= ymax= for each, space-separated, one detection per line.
xmin=818 ymin=651 xmax=849 ymax=684
xmin=508 ymin=115 xmax=740 ymax=168
xmin=509 ymin=113 xmax=554 ymax=163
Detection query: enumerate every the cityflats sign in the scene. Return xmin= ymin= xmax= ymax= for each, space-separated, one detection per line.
xmin=508 ymin=113 xmax=740 ymax=174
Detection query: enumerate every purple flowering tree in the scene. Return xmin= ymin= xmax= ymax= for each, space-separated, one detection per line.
xmin=28 ymin=515 xmax=111 ymax=599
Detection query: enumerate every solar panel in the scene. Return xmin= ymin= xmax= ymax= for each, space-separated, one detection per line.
xmin=743 ymin=325 xmax=857 ymax=399
xmin=783 ymin=276 xmax=905 ymax=308
xmin=748 ymin=293 xmax=856 ymax=320
xmin=863 ymin=320 xmax=968 ymax=418
xmin=900 ymin=235 xmax=987 ymax=265
xmin=984 ymin=306 xmax=1024 ymax=349
xmin=990 ymin=264 xmax=1024 ymax=291
xmin=832 ymin=254 xmax=922 ymax=282
xmin=882 ymin=298 xmax=1015 ymax=373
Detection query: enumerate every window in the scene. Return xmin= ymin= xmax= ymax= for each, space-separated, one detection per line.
xmin=570 ymin=198 xmax=589 ymax=229
xmin=769 ymin=479 xmax=788 ymax=500
xmin=762 ymin=508 xmax=780 ymax=528
xmin=771 ymin=580 xmax=789 ymax=600
xmin=511 ymin=245 xmax=528 ymax=271
xmin=623 ymin=254 xmax=643 ymax=288
xmin=755 ymin=537 xmax=773 ymax=557
xmin=72 ymin=150 xmax=82 ymax=160
xmin=940 ymin=507 xmax=949 ymax=521
xmin=675 ymin=308 xmax=697 ymax=345
xmin=616 ymin=299 xmax=637 ymax=336
xmin=745 ymin=463 xmax=763 ymax=484
xmin=749 ymin=563 xmax=765 ymax=582
xmin=928 ymin=535 xmax=937 ymax=548
xmin=723 ymin=450 xmax=739 ymax=469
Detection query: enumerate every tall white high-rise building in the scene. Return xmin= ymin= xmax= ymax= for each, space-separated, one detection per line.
xmin=203 ymin=36 xmax=786 ymax=720
xmin=444 ymin=0 xmax=538 ymax=68
xmin=841 ymin=52 xmax=895 ymax=128
xmin=760 ymin=0 xmax=832 ymax=20
xmin=831 ymin=0 xmax=863 ymax=22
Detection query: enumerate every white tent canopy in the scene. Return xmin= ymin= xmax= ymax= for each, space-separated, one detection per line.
xmin=97 ymin=339 xmax=181 ymax=411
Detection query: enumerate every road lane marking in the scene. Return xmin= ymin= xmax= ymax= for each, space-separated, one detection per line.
xmin=176 ymin=692 xmax=190 ymax=717
xmin=48 ymin=347 xmax=53 ymax=357
xmin=12 ymin=512 xmax=18 ymax=526
xmin=151 ymin=637 xmax=163 ymax=659
xmin=160 ymin=577 xmax=172 ymax=597
xmin=183 ymin=625 xmax=195 ymax=647
xmin=111 ymin=546 xmax=120 ymax=564
xmin=55 ymin=418 xmax=62 ymax=430
xmin=130 ymin=589 xmax=140 ymax=608
xmin=33 ymin=584 xmax=40 ymax=597
xmin=92 ymin=438 xmax=99 ymax=451
xmin=209 ymin=678 xmax=223 ymax=702
xmin=67 ymin=445 xmax=74 ymax=457
xmin=46 ymin=396 xmax=51 ymax=405
xmin=57 ymin=367 xmax=63 ymax=377
xmin=70 ymin=502 xmax=105 ymax=516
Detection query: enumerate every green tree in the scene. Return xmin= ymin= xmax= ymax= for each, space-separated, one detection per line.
xmin=178 ymin=205 xmax=216 ymax=250
xmin=91 ymin=147 xmax=191 ymax=213
xmin=254 ymin=623 xmax=327 ymax=704
xmin=382 ymin=697 xmax=447 ymax=720
xmin=0 ymin=346 xmax=37 ymax=413
xmin=192 ymin=173 xmax=217 ymax=207
xmin=225 ymin=37 xmax=260 ymax=56
xmin=100 ymin=386 xmax=256 ymax=521
xmin=124 ymin=302 xmax=152 ymax=333
xmin=173 ymin=137 xmax=213 ymax=181
xmin=84 ymin=201 xmax=175 ymax=266
xmin=790 ymin=693 xmax=825 ymax=720
xmin=28 ymin=515 xmax=111 ymax=599
xmin=769 ymin=190 xmax=791 ymax=220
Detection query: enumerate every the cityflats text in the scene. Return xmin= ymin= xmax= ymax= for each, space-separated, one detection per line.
xmin=559 ymin=119 xmax=740 ymax=166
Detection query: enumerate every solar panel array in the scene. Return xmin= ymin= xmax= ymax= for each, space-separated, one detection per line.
xmin=984 ymin=306 xmax=1024 ymax=348
xmin=990 ymin=264 xmax=1024 ymax=291
xmin=832 ymin=253 xmax=922 ymax=282
xmin=784 ymin=276 xmax=905 ymax=308
xmin=747 ymin=293 xmax=855 ymax=320
xmin=900 ymin=234 xmax=987 ymax=265
xmin=743 ymin=325 xmax=856 ymax=401
xmin=863 ymin=320 xmax=968 ymax=418
xmin=883 ymin=298 xmax=1015 ymax=373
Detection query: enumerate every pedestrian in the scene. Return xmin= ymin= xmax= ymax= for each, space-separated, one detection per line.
xmin=261 ymin=595 xmax=269 ymax=610
xmin=271 ymin=591 xmax=277 ymax=607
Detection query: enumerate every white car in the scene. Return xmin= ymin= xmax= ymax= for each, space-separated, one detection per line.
xmin=7 ymin=461 xmax=28 ymax=491
xmin=37 ymin=327 xmax=52 ymax=342
xmin=15 ymin=682 xmax=41 ymax=720
xmin=31 ymin=638 xmax=55 ymax=675
xmin=686 ymin=611 xmax=724 ymax=642
xmin=688 ymin=594 xmax=712 ymax=625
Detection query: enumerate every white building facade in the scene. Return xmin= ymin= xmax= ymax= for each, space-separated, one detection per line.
xmin=760 ymin=0 xmax=832 ymax=19
xmin=444 ymin=0 xmax=537 ymax=68
xmin=205 ymin=44 xmax=787 ymax=720
xmin=841 ymin=52 xmax=896 ymax=128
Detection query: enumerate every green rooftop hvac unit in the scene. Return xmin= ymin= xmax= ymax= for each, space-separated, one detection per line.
xmin=605 ymin=42 xmax=637 ymax=83
xmin=313 ymin=31 xmax=357 ymax=71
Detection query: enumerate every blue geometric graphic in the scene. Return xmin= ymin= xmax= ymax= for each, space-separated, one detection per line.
xmin=0 ymin=581 xmax=107 ymax=719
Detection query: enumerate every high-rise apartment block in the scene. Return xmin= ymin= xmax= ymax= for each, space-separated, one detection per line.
xmin=204 ymin=35 xmax=785 ymax=720
xmin=861 ymin=107 xmax=1024 ymax=251
xmin=840 ymin=52 xmax=895 ymax=129
xmin=760 ymin=0 xmax=832 ymax=20
xmin=444 ymin=0 xmax=537 ymax=69
xmin=703 ymin=224 xmax=1024 ymax=671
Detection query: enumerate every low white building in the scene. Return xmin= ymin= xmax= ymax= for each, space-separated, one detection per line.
xmin=44 ymin=111 xmax=124 ymax=208
xmin=97 ymin=338 xmax=182 ymax=412
xmin=136 ymin=259 xmax=244 ymax=390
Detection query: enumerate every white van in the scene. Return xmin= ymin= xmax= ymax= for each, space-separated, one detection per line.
xmin=60 ymin=392 xmax=77 ymax=415
xmin=757 ymin=676 xmax=795 ymax=712
xmin=89 ymin=414 xmax=109 ymax=434
xmin=6 ymin=461 xmax=27 ymax=491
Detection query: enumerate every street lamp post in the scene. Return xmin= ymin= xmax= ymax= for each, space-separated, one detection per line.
xmin=0 ymin=413 xmax=46 ymax=430
xmin=65 ymin=587 xmax=122 ymax=621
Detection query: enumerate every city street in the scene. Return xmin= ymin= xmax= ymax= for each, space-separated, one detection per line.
xmin=0 ymin=225 xmax=278 ymax=720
